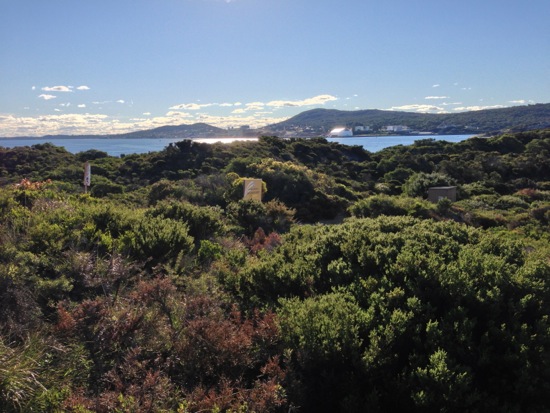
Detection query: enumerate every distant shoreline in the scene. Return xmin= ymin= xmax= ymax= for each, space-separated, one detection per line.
xmin=0 ymin=132 xmax=470 ymax=141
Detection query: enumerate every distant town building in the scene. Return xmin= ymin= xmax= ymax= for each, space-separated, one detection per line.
xmin=354 ymin=125 xmax=371 ymax=133
xmin=227 ymin=125 xmax=256 ymax=137
xmin=428 ymin=186 xmax=457 ymax=203
xmin=385 ymin=125 xmax=410 ymax=133
xmin=328 ymin=127 xmax=353 ymax=137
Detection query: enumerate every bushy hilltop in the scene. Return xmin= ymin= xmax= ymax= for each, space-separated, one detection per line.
xmin=0 ymin=129 xmax=550 ymax=412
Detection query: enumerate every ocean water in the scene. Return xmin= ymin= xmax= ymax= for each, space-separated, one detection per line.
xmin=327 ymin=134 xmax=474 ymax=152
xmin=0 ymin=135 xmax=474 ymax=156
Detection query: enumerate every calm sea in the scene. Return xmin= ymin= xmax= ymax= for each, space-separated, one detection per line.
xmin=0 ymin=134 xmax=474 ymax=157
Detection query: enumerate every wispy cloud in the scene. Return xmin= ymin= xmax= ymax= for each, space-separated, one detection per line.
xmin=165 ymin=111 xmax=193 ymax=119
xmin=432 ymin=84 xmax=440 ymax=88
xmin=38 ymin=94 xmax=57 ymax=100
xmin=42 ymin=85 xmax=72 ymax=92
xmin=244 ymin=102 xmax=265 ymax=111
xmin=389 ymin=104 xmax=446 ymax=113
xmin=169 ymin=102 xmax=213 ymax=110
xmin=508 ymin=99 xmax=534 ymax=105
xmin=0 ymin=108 xmax=289 ymax=137
xmin=3 ymin=94 xmax=333 ymax=137
xmin=76 ymin=85 xmax=90 ymax=90
xmin=266 ymin=94 xmax=337 ymax=108
xmin=425 ymin=96 xmax=449 ymax=100
xmin=168 ymin=95 xmax=337 ymax=113
xmin=453 ymin=105 xmax=506 ymax=111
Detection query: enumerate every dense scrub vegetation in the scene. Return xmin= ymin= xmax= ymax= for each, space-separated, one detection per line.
xmin=0 ymin=129 xmax=549 ymax=412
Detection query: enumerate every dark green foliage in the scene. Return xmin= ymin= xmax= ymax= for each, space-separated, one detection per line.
xmin=89 ymin=176 xmax=124 ymax=197
xmin=278 ymin=292 xmax=368 ymax=412
xmin=147 ymin=199 xmax=225 ymax=242
xmin=402 ymin=172 xmax=456 ymax=198
xmin=122 ymin=215 xmax=194 ymax=269
xmin=349 ymin=194 xmax=408 ymax=217
xmin=226 ymin=199 xmax=295 ymax=237
xmin=227 ymin=216 xmax=550 ymax=411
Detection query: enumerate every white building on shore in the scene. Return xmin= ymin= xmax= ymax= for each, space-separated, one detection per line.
xmin=328 ymin=127 xmax=353 ymax=137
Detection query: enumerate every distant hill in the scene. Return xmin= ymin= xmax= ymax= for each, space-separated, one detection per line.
xmin=118 ymin=123 xmax=226 ymax=139
xmin=2 ymin=104 xmax=549 ymax=140
xmin=267 ymin=103 xmax=550 ymax=135
xmin=1 ymin=123 xmax=226 ymax=140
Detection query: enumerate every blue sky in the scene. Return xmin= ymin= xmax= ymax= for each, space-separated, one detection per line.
xmin=1 ymin=0 xmax=549 ymax=136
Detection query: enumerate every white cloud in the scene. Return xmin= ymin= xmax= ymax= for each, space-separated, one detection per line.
xmin=432 ymin=84 xmax=440 ymax=88
xmin=425 ymin=96 xmax=449 ymax=100
xmin=0 ymin=108 xmax=293 ymax=137
xmin=76 ymin=85 xmax=90 ymax=90
xmin=389 ymin=104 xmax=446 ymax=113
xmin=169 ymin=102 xmax=212 ymax=110
xmin=31 ymin=86 xmax=36 ymax=90
xmin=42 ymin=85 xmax=72 ymax=92
xmin=38 ymin=94 xmax=57 ymax=100
xmin=453 ymin=105 xmax=506 ymax=111
xmin=116 ymin=100 xmax=125 ymax=104
xmin=1 ymin=93 xmax=337 ymax=137
xmin=165 ymin=111 xmax=193 ymax=118
xmin=244 ymin=102 xmax=265 ymax=111
xmin=508 ymin=100 xmax=534 ymax=105
xmin=0 ymin=113 xmax=113 ymax=137
xmin=266 ymin=94 xmax=337 ymax=108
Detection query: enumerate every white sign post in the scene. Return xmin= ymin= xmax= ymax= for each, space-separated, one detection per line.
xmin=83 ymin=161 xmax=91 ymax=193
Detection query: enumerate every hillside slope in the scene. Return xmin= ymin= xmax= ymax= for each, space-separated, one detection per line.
xmin=268 ymin=103 xmax=550 ymax=135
